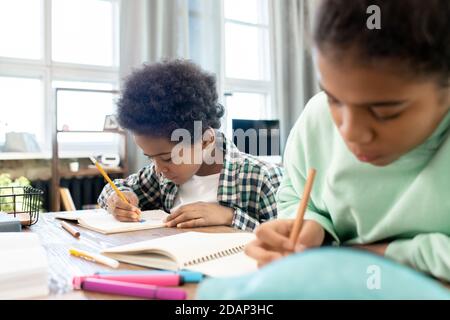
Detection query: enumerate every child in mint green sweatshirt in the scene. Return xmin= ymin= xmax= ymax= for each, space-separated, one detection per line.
xmin=245 ymin=0 xmax=450 ymax=281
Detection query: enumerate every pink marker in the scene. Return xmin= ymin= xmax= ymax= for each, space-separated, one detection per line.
xmin=74 ymin=277 xmax=186 ymax=300
xmin=73 ymin=273 xmax=181 ymax=287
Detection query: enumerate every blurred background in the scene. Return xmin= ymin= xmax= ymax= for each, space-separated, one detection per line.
xmin=0 ymin=0 xmax=319 ymax=212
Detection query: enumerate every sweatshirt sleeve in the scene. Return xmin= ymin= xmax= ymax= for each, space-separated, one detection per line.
xmin=276 ymin=94 xmax=339 ymax=242
xmin=385 ymin=233 xmax=450 ymax=281
xmin=276 ymin=159 xmax=338 ymax=242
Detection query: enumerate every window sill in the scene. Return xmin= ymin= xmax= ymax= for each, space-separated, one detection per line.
xmin=0 ymin=152 xmax=51 ymax=160
xmin=257 ymin=155 xmax=282 ymax=165
xmin=0 ymin=151 xmax=112 ymax=160
xmin=60 ymin=166 xmax=125 ymax=178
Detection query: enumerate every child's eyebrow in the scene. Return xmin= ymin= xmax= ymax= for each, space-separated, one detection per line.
xmin=144 ymin=152 xmax=172 ymax=158
xmin=319 ymin=83 xmax=339 ymax=101
xmin=361 ymin=100 xmax=408 ymax=108
xmin=319 ymin=83 xmax=408 ymax=108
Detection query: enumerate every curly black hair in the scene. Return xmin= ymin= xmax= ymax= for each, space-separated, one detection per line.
xmin=313 ymin=0 xmax=450 ymax=86
xmin=117 ymin=59 xmax=225 ymax=140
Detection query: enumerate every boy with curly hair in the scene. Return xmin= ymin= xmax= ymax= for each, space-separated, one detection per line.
xmin=98 ymin=59 xmax=283 ymax=231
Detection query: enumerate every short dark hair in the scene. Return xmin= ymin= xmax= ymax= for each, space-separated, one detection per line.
xmin=313 ymin=0 xmax=450 ymax=86
xmin=117 ymin=59 xmax=224 ymax=139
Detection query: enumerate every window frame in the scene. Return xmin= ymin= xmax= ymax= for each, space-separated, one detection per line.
xmin=0 ymin=0 xmax=120 ymax=160
xmin=220 ymin=0 xmax=274 ymax=136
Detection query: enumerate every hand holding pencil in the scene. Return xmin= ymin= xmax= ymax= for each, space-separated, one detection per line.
xmin=90 ymin=157 xmax=142 ymax=222
xmin=244 ymin=168 xmax=325 ymax=268
xmin=106 ymin=191 xmax=142 ymax=222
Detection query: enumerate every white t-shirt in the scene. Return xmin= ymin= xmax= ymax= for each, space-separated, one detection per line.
xmin=172 ymin=173 xmax=221 ymax=210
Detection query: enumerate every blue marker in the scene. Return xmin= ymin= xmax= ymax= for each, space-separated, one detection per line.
xmin=96 ymin=270 xmax=204 ymax=283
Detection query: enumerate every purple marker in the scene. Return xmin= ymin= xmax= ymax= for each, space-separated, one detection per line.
xmin=75 ymin=277 xmax=186 ymax=300
xmin=73 ymin=273 xmax=182 ymax=288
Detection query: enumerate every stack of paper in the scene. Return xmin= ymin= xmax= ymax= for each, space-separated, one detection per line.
xmin=0 ymin=233 xmax=49 ymax=299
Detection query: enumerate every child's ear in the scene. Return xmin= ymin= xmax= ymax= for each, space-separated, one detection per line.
xmin=202 ymin=128 xmax=215 ymax=150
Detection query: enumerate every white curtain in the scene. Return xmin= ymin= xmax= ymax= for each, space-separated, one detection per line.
xmin=188 ymin=0 xmax=224 ymax=99
xmin=120 ymin=0 xmax=223 ymax=172
xmin=269 ymin=0 xmax=319 ymax=151
xmin=120 ymin=0 xmax=189 ymax=75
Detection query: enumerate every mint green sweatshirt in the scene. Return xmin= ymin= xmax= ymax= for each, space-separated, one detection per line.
xmin=277 ymin=92 xmax=450 ymax=281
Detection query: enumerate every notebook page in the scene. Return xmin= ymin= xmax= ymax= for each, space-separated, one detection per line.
xmin=186 ymin=251 xmax=258 ymax=277
xmin=102 ymin=252 xmax=179 ymax=271
xmin=77 ymin=210 xmax=169 ymax=234
xmin=54 ymin=209 xmax=105 ymax=221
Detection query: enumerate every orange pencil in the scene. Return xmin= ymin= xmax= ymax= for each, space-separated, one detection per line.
xmin=289 ymin=168 xmax=317 ymax=244
xmin=61 ymin=221 xmax=80 ymax=238
xmin=89 ymin=157 xmax=130 ymax=205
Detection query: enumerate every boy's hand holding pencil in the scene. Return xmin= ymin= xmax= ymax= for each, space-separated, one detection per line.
xmin=90 ymin=157 xmax=142 ymax=222
xmin=106 ymin=191 xmax=142 ymax=222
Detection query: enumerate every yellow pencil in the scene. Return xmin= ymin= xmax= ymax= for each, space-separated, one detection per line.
xmin=89 ymin=157 xmax=130 ymax=205
xmin=69 ymin=247 xmax=119 ymax=269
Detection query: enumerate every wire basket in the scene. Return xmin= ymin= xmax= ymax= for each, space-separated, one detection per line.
xmin=0 ymin=186 xmax=43 ymax=226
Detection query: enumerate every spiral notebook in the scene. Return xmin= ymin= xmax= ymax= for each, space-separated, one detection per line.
xmin=102 ymin=231 xmax=258 ymax=277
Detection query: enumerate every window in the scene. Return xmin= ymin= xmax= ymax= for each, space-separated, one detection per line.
xmin=225 ymin=92 xmax=268 ymax=120
xmin=54 ymin=82 xmax=115 ymax=132
xmin=52 ymin=0 xmax=116 ymax=66
xmin=222 ymin=0 xmax=273 ymax=137
xmin=0 ymin=0 xmax=42 ymax=59
xmin=0 ymin=0 xmax=120 ymax=159
xmin=0 ymin=77 xmax=44 ymax=145
xmin=53 ymin=81 xmax=120 ymax=156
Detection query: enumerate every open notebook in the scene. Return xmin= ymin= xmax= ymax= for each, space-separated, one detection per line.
xmin=102 ymin=232 xmax=258 ymax=277
xmin=0 ymin=233 xmax=49 ymax=299
xmin=55 ymin=209 xmax=169 ymax=235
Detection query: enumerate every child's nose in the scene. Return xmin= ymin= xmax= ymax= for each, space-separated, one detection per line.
xmin=339 ymin=108 xmax=374 ymax=144
xmin=155 ymin=163 xmax=169 ymax=175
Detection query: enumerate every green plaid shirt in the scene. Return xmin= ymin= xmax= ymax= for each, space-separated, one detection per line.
xmin=98 ymin=135 xmax=283 ymax=231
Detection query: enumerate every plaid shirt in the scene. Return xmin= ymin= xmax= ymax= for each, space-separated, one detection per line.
xmin=98 ymin=135 xmax=283 ymax=231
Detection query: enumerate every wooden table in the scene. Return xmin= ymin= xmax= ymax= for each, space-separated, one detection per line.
xmin=28 ymin=212 xmax=450 ymax=300
xmin=29 ymin=211 xmax=237 ymax=300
